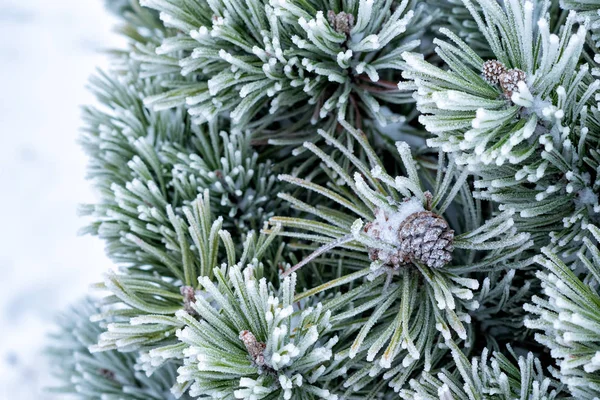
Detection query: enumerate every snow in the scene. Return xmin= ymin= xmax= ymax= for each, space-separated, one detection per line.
xmin=576 ymin=187 xmax=599 ymax=208
xmin=371 ymin=198 xmax=424 ymax=246
xmin=0 ymin=1 xmax=123 ymax=398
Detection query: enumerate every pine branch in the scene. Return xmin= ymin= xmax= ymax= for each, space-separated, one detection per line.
xmin=46 ymin=298 xmax=192 ymax=399
xmin=402 ymin=0 xmax=600 ymax=255
xmin=402 ymin=340 xmax=565 ymax=399
xmin=137 ymin=0 xmax=433 ymax=135
xmin=525 ymin=225 xmax=600 ymax=399
xmin=267 ymin=122 xmax=533 ymax=388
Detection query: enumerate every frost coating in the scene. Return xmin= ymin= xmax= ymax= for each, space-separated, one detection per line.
xmin=525 ymin=230 xmax=600 ymax=399
xmin=47 ymin=0 xmax=600 ymax=398
xmin=402 ymin=342 xmax=564 ymax=399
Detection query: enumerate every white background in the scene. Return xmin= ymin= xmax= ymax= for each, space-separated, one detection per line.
xmin=0 ymin=1 xmax=123 ymax=398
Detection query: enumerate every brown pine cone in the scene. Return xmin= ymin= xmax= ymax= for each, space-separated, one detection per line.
xmin=499 ymin=68 xmax=526 ymax=98
xmin=397 ymin=211 xmax=454 ymax=269
xmin=482 ymin=59 xmax=507 ymax=85
xmin=327 ymin=10 xmax=354 ymax=35
xmin=365 ymin=206 xmax=454 ymax=269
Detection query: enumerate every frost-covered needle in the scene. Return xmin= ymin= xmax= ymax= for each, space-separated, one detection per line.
xmin=282 ymin=235 xmax=354 ymax=277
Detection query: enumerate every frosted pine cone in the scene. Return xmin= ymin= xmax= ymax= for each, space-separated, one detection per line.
xmin=482 ymin=60 xmax=507 ymax=85
xmin=327 ymin=10 xmax=354 ymax=35
xmin=499 ymin=68 xmax=526 ymax=97
xmin=397 ymin=211 xmax=454 ymax=269
xmin=482 ymin=60 xmax=526 ymax=99
xmin=364 ymin=197 xmax=454 ymax=269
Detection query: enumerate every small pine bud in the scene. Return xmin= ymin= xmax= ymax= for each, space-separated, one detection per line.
xmin=327 ymin=10 xmax=354 ymax=35
xmin=239 ymin=330 xmax=266 ymax=366
xmin=482 ymin=60 xmax=507 ymax=85
xmin=99 ymin=368 xmax=116 ymax=380
xmin=499 ymin=68 xmax=526 ymax=98
xmin=180 ymin=286 xmax=197 ymax=316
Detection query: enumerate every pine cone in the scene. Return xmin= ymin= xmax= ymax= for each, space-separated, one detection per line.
xmin=482 ymin=60 xmax=526 ymax=99
xmin=482 ymin=60 xmax=507 ymax=85
xmin=365 ymin=204 xmax=454 ymax=269
xmin=397 ymin=211 xmax=454 ymax=269
xmin=328 ymin=10 xmax=354 ymax=35
xmin=499 ymin=68 xmax=526 ymax=98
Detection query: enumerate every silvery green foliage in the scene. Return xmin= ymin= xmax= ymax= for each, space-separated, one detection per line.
xmin=81 ymin=67 xmax=284 ymax=357
xmin=561 ymin=0 xmax=600 ymax=47
xmin=80 ymin=68 xmax=283 ymax=265
xmin=401 ymin=341 xmax=564 ymax=399
xmin=136 ymin=0 xmax=432 ymax=136
xmin=473 ymin=268 xmax=538 ymax=347
xmin=268 ymin=122 xmax=532 ymax=389
xmin=47 ymin=298 xmax=191 ymax=399
xmin=88 ymin=192 xmax=223 ymax=354
xmin=402 ymin=0 xmax=600 ymax=254
xmin=525 ymin=225 xmax=600 ymax=399
xmin=427 ymin=0 xmax=491 ymax=57
xmin=46 ymin=0 xmax=600 ymax=398
xmin=104 ymin=0 xmax=166 ymax=62
xmin=90 ymin=190 xmax=281 ymax=358
xmin=161 ymin=263 xmax=338 ymax=399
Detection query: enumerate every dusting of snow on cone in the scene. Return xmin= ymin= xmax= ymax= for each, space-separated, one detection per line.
xmin=364 ymin=195 xmax=454 ymax=269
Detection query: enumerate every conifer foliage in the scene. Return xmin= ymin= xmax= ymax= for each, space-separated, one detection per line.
xmin=47 ymin=0 xmax=600 ymax=398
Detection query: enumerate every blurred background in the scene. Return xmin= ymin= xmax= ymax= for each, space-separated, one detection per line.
xmin=0 ymin=0 xmax=123 ymax=398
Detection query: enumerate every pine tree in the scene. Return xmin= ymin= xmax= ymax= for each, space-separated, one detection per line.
xmin=46 ymin=0 xmax=600 ymax=398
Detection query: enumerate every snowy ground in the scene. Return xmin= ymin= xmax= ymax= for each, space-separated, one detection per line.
xmin=0 ymin=1 xmax=123 ymax=398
